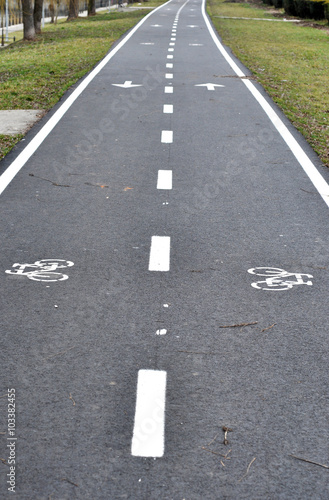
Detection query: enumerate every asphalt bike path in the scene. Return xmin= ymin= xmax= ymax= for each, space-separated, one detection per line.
xmin=1 ymin=0 xmax=329 ymax=497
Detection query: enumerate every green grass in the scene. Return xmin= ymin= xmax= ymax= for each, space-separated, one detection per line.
xmin=208 ymin=0 xmax=329 ymax=167
xmin=0 ymin=2 xmax=166 ymax=160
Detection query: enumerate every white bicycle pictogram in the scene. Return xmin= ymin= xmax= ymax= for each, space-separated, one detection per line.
xmin=5 ymin=259 xmax=74 ymax=282
xmin=248 ymin=267 xmax=313 ymax=291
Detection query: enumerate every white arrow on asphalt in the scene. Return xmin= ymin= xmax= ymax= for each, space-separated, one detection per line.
xmin=195 ymin=83 xmax=225 ymax=91
xmin=112 ymin=81 xmax=143 ymax=89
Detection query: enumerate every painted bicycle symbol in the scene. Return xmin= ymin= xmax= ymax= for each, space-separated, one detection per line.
xmin=5 ymin=259 xmax=74 ymax=282
xmin=248 ymin=267 xmax=313 ymax=291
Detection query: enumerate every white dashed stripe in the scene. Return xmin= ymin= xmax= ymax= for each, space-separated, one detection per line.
xmin=157 ymin=170 xmax=173 ymax=189
xmin=161 ymin=130 xmax=173 ymax=143
xmin=131 ymin=370 xmax=167 ymax=457
xmin=163 ymin=104 xmax=173 ymax=114
xmin=149 ymin=236 xmax=171 ymax=271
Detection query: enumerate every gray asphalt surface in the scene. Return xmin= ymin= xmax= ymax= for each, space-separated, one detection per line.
xmin=1 ymin=0 xmax=329 ymax=498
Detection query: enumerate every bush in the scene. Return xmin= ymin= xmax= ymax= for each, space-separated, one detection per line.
xmin=283 ymin=0 xmax=297 ymax=15
xmin=273 ymin=0 xmax=283 ymax=7
xmin=283 ymin=0 xmax=328 ymax=18
xmin=309 ymin=0 xmax=326 ymax=18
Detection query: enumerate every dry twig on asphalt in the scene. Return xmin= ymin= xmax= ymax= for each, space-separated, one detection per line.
xmin=261 ymin=323 xmax=276 ymax=332
xmin=61 ymin=478 xmax=79 ymax=487
xmin=69 ymin=393 xmax=76 ymax=406
xmin=219 ymin=322 xmax=258 ymax=328
xmin=238 ymin=457 xmax=256 ymax=482
xmin=289 ymin=454 xmax=329 ymax=469
xmin=222 ymin=426 xmax=233 ymax=445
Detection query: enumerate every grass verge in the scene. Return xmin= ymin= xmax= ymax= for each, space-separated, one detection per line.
xmin=208 ymin=0 xmax=329 ymax=167
xmin=0 ymin=2 xmax=166 ymax=160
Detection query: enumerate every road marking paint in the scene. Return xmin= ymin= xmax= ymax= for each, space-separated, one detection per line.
xmin=156 ymin=329 xmax=167 ymax=335
xmin=187 ymin=25 xmax=198 ymax=27
xmin=157 ymin=169 xmax=173 ymax=189
xmin=131 ymin=369 xmax=167 ymax=457
xmin=5 ymin=259 xmax=74 ymax=282
xmin=189 ymin=43 xmax=203 ymax=46
xmin=247 ymin=267 xmax=313 ymax=291
xmin=163 ymin=105 xmax=173 ymax=114
xmin=169 ymin=42 xmax=175 ymax=46
xmin=201 ymin=0 xmax=329 ymax=208
xmin=168 ymin=48 xmax=174 ymax=52
xmin=167 ymin=54 xmax=174 ymax=59
xmin=0 ymin=0 xmax=176 ymax=197
xmin=166 ymin=63 xmax=173 ymax=68
xmin=165 ymin=86 xmax=173 ymax=93
xmin=161 ymin=130 xmax=173 ymax=143
xmin=151 ymin=24 xmax=162 ymax=27
xmin=140 ymin=42 xmax=155 ymax=45
xmin=165 ymin=73 xmax=173 ymax=79
xmin=195 ymin=83 xmax=225 ymax=91
xmin=112 ymin=81 xmax=143 ymax=88
xmin=149 ymin=236 xmax=171 ymax=271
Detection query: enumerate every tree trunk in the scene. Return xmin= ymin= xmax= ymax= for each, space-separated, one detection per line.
xmin=34 ymin=0 xmax=43 ymax=34
xmin=49 ymin=1 xmax=55 ymax=23
xmin=22 ymin=0 xmax=36 ymax=40
xmin=88 ymin=0 xmax=96 ymax=16
xmin=67 ymin=0 xmax=79 ymax=20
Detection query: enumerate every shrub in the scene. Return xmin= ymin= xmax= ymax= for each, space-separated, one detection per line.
xmin=283 ymin=0 xmax=328 ymax=19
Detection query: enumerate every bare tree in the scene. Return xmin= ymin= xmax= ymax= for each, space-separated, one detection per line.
xmin=88 ymin=0 xmax=96 ymax=16
xmin=34 ymin=0 xmax=44 ymax=34
xmin=67 ymin=0 xmax=79 ymax=20
xmin=22 ymin=0 xmax=36 ymax=40
xmin=49 ymin=0 xmax=55 ymax=23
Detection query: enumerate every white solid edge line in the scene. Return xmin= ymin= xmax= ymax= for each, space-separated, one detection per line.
xmin=131 ymin=369 xmax=167 ymax=458
xmin=149 ymin=236 xmax=171 ymax=271
xmin=157 ymin=170 xmax=173 ymax=189
xmin=0 ymin=0 xmax=175 ymax=197
xmin=201 ymin=0 xmax=329 ymax=209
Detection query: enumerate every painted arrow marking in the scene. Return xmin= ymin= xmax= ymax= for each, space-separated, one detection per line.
xmin=112 ymin=81 xmax=143 ymax=89
xmin=195 ymin=83 xmax=225 ymax=91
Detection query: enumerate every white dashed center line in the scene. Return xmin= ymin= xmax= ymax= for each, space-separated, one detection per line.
xmin=165 ymin=73 xmax=173 ymax=79
xmin=157 ymin=170 xmax=173 ymax=189
xmin=167 ymin=54 xmax=174 ymax=59
xmin=166 ymin=63 xmax=173 ymax=68
xmin=165 ymin=86 xmax=173 ymax=93
xmin=161 ymin=130 xmax=173 ymax=143
xmin=168 ymin=48 xmax=174 ymax=52
xmin=163 ymin=104 xmax=173 ymax=114
xmin=149 ymin=236 xmax=171 ymax=271
xmin=131 ymin=369 xmax=167 ymax=458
